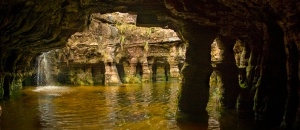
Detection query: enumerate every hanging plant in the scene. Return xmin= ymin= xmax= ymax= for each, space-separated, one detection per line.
xmin=144 ymin=42 xmax=149 ymax=52
xmin=147 ymin=28 xmax=152 ymax=37
xmin=120 ymin=35 xmax=126 ymax=50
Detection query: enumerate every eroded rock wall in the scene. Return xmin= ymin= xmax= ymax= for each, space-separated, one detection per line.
xmin=0 ymin=0 xmax=299 ymax=128
xmin=36 ymin=13 xmax=184 ymax=86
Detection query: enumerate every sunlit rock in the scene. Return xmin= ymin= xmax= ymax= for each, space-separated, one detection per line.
xmin=35 ymin=13 xmax=184 ymax=85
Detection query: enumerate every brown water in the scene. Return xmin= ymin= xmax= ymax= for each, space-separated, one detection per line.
xmin=0 ymin=83 xmax=251 ymax=130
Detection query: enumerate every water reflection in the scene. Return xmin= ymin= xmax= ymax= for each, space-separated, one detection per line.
xmin=0 ymin=83 xmax=229 ymax=129
xmin=207 ymin=71 xmax=223 ymax=130
xmin=0 ymin=83 xmax=181 ymax=129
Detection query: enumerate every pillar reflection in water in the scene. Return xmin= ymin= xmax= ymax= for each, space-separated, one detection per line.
xmin=168 ymin=83 xmax=180 ymax=120
xmin=16 ymin=83 xmax=181 ymax=129
xmin=0 ymin=83 xmax=249 ymax=129
xmin=207 ymin=71 xmax=223 ymax=130
xmin=104 ymin=86 xmax=118 ymax=127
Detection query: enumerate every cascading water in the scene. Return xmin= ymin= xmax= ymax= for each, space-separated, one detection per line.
xmin=36 ymin=52 xmax=55 ymax=86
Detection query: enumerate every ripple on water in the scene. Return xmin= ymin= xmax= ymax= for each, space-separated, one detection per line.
xmin=0 ymin=83 xmax=223 ymax=129
xmin=32 ymin=86 xmax=73 ymax=96
xmin=33 ymin=86 xmax=71 ymax=92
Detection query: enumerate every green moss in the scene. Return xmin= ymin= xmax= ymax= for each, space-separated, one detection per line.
xmin=123 ymin=74 xmax=141 ymax=84
xmin=144 ymin=42 xmax=149 ymax=52
xmin=142 ymin=78 xmax=150 ymax=83
xmin=68 ymin=69 xmax=94 ymax=85
xmin=239 ymin=79 xmax=247 ymax=89
xmin=120 ymin=36 xmax=125 ymax=50
xmin=120 ymin=36 xmax=125 ymax=44
xmin=147 ymin=28 xmax=153 ymax=37
xmin=85 ymin=76 xmax=94 ymax=85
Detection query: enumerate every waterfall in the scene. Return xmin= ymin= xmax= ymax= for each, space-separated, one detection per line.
xmin=36 ymin=52 xmax=55 ymax=86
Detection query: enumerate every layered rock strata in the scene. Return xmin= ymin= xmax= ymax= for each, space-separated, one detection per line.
xmin=0 ymin=0 xmax=299 ymax=129
xmin=37 ymin=13 xmax=184 ymax=86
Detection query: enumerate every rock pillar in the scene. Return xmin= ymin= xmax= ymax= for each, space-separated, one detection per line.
xmin=104 ymin=62 xmax=121 ymax=85
xmin=103 ymin=43 xmax=122 ymax=85
xmin=155 ymin=62 xmax=167 ymax=82
xmin=122 ymin=61 xmax=131 ymax=78
xmin=215 ymin=36 xmax=240 ymax=109
xmin=232 ymin=38 xmax=253 ymax=114
xmin=103 ymin=50 xmax=121 ymax=85
xmin=92 ymin=64 xmax=104 ymax=85
xmin=168 ymin=62 xmax=180 ymax=81
xmin=147 ymin=58 xmax=155 ymax=82
xmin=10 ymin=75 xmax=23 ymax=93
xmin=3 ymin=76 xmax=11 ymax=99
xmin=129 ymin=57 xmax=137 ymax=76
xmin=168 ymin=46 xmax=181 ymax=82
xmin=177 ymin=24 xmax=217 ymax=122
xmin=140 ymin=57 xmax=151 ymax=82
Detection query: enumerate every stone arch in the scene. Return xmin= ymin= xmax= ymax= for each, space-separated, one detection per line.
xmin=0 ymin=1 xmax=299 ymax=129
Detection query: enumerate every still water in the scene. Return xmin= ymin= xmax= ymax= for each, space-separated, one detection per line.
xmin=0 ymin=83 xmax=248 ymax=130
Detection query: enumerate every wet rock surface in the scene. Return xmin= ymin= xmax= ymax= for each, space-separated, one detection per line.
xmin=0 ymin=0 xmax=299 ymax=129
xmin=35 ymin=13 xmax=184 ymax=86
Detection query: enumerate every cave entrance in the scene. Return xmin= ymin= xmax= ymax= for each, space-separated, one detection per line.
xmin=29 ymin=12 xmax=185 ymax=86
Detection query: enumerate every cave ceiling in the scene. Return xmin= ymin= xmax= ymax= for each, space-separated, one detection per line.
xmin=0 ymin=0 xmax=299 ymax=55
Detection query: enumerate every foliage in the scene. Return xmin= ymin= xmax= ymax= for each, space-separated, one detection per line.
xmin=144 ymin=42 xmax=149 ymax=52
xmin=146 ymin=27 xmax=155 ymax=38
xmin=68 ymin=69 xmax=94 ymax=85
xmin=123 ymin=74 xmax=141 ymax=84
xmin=120 ymin=36 xmax=125 ymax=44
xmin=120 ymin=36 xmax=125 ymax=50
xmin=156 ymin=76 xmax=166 ymax=81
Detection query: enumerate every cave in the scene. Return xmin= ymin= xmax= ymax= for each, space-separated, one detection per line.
xmin=0 ymin=0 xmax=300 ymax=129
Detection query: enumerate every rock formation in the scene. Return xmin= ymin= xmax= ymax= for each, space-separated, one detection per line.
xmin=37 ymin=12 xmax=184 ymax=86
xmin=0 ymin=0 xmax=299 ymax=129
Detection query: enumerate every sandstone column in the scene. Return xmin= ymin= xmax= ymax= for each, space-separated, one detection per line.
xmin=216 ymin=37 xmax=240 ymax=109
xmin=168 ymin=61 xmax=180 ymax=81
xmin=154 ymin=61 xmax=167 ymax=82
xmin=147 ymin=58 xmax=155 ymax=82
xmin=140 ymin=57 xmax=151 ymax=82
xmin=104 ymin=62 xmax=121 ymax=85
xmin=168 ymin=46 xmax=181 ymax=82
xmin=129 ymin=57 xmax=137 ymax=76
xmin=103 ymin=46 xmax=121 ymax=85
xmin=92 ymin=64 xmax=104 ymax=85
xmin=177 ymin=23 xmax=217 ymax=122
xmin=122 ymin=61 xmax=131 ymax=78
xmin=232 ymin=38 xmax=254 ymax=114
